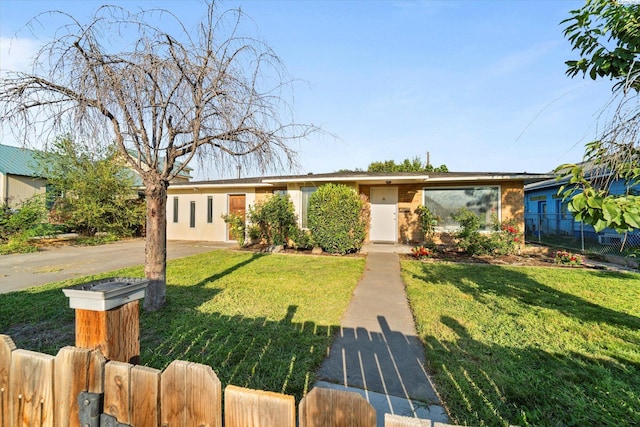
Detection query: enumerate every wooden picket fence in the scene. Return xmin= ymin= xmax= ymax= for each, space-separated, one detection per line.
xmin=0 ymin=334 xmax=446 ymax=427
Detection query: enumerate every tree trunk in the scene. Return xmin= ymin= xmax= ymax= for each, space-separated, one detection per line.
xmin=143 ymin=179 xmax=168 ymax=311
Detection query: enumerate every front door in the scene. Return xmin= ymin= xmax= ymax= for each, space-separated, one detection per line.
xmin=370 ymin=187 xmax=398 ymax=242
xmin=228 ymin=194 xmax=246 ymax=241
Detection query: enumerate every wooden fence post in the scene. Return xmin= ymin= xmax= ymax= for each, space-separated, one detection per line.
xmin=224 ymin=384 xmax=295 ymax=427
xmin=63 ymin=278 xmax=148 ymax=364
xmin=299 ymin=387 xmax=376 ymax=427
xmin=0 ymin=334 xmax=17 ymax=427
xmin=75 ymin=301 xmax=141 ymax=364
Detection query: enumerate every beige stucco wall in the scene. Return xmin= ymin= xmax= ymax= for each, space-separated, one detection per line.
xmin=166 ymin=187 xmax=256 ymax=242
xmin=1 ymin=173 xmax=47 ymax=207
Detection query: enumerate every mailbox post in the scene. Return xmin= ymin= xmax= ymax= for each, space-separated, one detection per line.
xmin=63 ymin=278 xmax=149 ymax=364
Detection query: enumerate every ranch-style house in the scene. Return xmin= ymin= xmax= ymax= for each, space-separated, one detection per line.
xmin=166 ymin=171 xmax=550 ymax=244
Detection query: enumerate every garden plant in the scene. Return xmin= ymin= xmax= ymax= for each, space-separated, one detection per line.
xmin=307 ymin=184 xmax=367 ymax=254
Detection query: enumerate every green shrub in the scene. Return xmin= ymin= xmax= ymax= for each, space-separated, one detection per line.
xmin=0 ymin=234 xmax=38 ymax=255
xmin=451 ymin=208 xmax=491 ymax=255
xmin=415 ymin=204 xmax=439 ymax=245
xmin=451 ymin=208 xmax=522 ymax=256
xmin=248 ymin=194 xmax=298 ymax=246
xmin=554 ymin=250 xmax=583 ymax=265
xmin=221 ymin=213 xmax=246 ymax=247
xmin=288 ymin=225 xmax=314 ymax=249
xmin=488 ymin=217 xmax=522 ymax=255
xmin=0 ymin=195 xmax=48 ymax=242
xmin=308 ymin=184 xmax=366 ymax=254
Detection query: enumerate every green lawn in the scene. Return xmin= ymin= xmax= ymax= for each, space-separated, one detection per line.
xmin=402 ymin=261 xmax=640 ymax=426
xmin=0 ymin=250 xmax=365 ymax=401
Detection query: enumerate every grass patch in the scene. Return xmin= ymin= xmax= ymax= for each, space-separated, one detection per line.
xmin=402 ymin=261 xmax=640 ymax=426
xmin=0 ymin=250 xmax=364 ymax=401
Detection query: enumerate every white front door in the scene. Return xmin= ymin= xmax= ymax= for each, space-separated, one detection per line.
xmin=370 ymin=187 xmax=398 ymax=242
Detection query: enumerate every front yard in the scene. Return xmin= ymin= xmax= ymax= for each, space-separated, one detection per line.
xmin=2 ymin=248 xmax=638 ymax=424
xmin=402 ymin=261 xmax=640 ymax=426
xmin=0 ymin=250 xmax=365 ymax=401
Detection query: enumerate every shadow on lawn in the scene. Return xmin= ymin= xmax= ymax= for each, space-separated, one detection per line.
xmin=2 ymin=252 xmax=339 ymax=402
xmin=139 ymin=303 xmax=336 ymax=402
xmin=412 ymin=263 xmax=640 ymax=337
xmin=409 ymin=263 xmax=640 ymax=425
xmin=424 ymin=316 xmax=640 ymax=426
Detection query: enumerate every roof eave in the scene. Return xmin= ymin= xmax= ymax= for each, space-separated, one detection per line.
xmin=427 ymin=174 xmax=555 ymax=183
xmin=264 ymin=175 xmax=431 ymax=184
xmin=168 ymin=182 xmax=274 ymax=190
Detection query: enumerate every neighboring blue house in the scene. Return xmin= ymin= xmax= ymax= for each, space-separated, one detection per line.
xmin=524 ymin=164 xmax=639 ymax=247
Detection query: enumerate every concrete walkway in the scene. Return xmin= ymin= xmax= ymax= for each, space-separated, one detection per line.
xmin=315 ymin=251 xmax=449 ymax=426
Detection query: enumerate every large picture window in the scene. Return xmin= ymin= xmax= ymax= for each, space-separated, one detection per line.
xmin=423 ymin=186 xmax=500 ymax=231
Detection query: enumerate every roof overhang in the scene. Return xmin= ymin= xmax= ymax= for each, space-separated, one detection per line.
xmin=168 ymin=182 xmax=274 ymax=190
xmin=427 ymin=174 xmax=555 ymax=185
xmin=264 ymin=175 xmax=431 ymax=185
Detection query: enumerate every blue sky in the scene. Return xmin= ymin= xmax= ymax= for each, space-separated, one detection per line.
xmin=0 ymin=0 xmax=616 ymax=179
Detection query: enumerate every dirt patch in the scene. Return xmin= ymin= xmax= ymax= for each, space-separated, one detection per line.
xmin=239 ymin=243 xmax=366 ymax=258
xmin=400 ymin=247 xmax=603 ymax=269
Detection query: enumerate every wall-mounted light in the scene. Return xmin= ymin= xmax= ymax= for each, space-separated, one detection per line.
xmin=385 ymin=180 xmax=391 ymax=185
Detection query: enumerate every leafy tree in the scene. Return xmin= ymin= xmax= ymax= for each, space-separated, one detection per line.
xmin=367 ymin=156 xmax=448 ymax=173
xmin=562 ymin=0 xmax=640 ymax=87
xmin=0 ymin=3 xmax=315 ymax=310
xmin=308 ymin=184 xmax=366 ymax=254
xmin=36 ymin=137 xmax=145 ymax=238
xmin=559 ymin=0 xmax=640 ymax=238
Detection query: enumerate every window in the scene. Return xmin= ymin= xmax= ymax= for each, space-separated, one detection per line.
xmin=207 ymin=196 xmax=213 ymax=223
xmin=173 ymin=197 xmax=179 ymax=223
xmin=273 ymin=189 xmax=288 ymax=196
xmin=189 ymin=201 xmax=196 ymax=228
xmin=559 ymin=201 xmax=571 ymax=220
xmin=301 ymin=187 xmax=316 ymax=229
xmin=423 ymin=186 xmax=500 ymax=231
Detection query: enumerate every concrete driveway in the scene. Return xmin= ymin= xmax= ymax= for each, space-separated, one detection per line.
xmin=0 ymin=239 xmax=235 ymax=294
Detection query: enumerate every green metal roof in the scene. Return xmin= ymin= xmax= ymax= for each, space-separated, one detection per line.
xmin=0 ymin=144 xmax=43 ymax=178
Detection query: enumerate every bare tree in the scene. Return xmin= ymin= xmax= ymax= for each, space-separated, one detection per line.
xmin=0 ymin=3 xmax=316 ymax=310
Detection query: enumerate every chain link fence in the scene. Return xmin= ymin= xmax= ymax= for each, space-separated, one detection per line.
xmin=524 ymin=212 xmax=640 ymax=258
